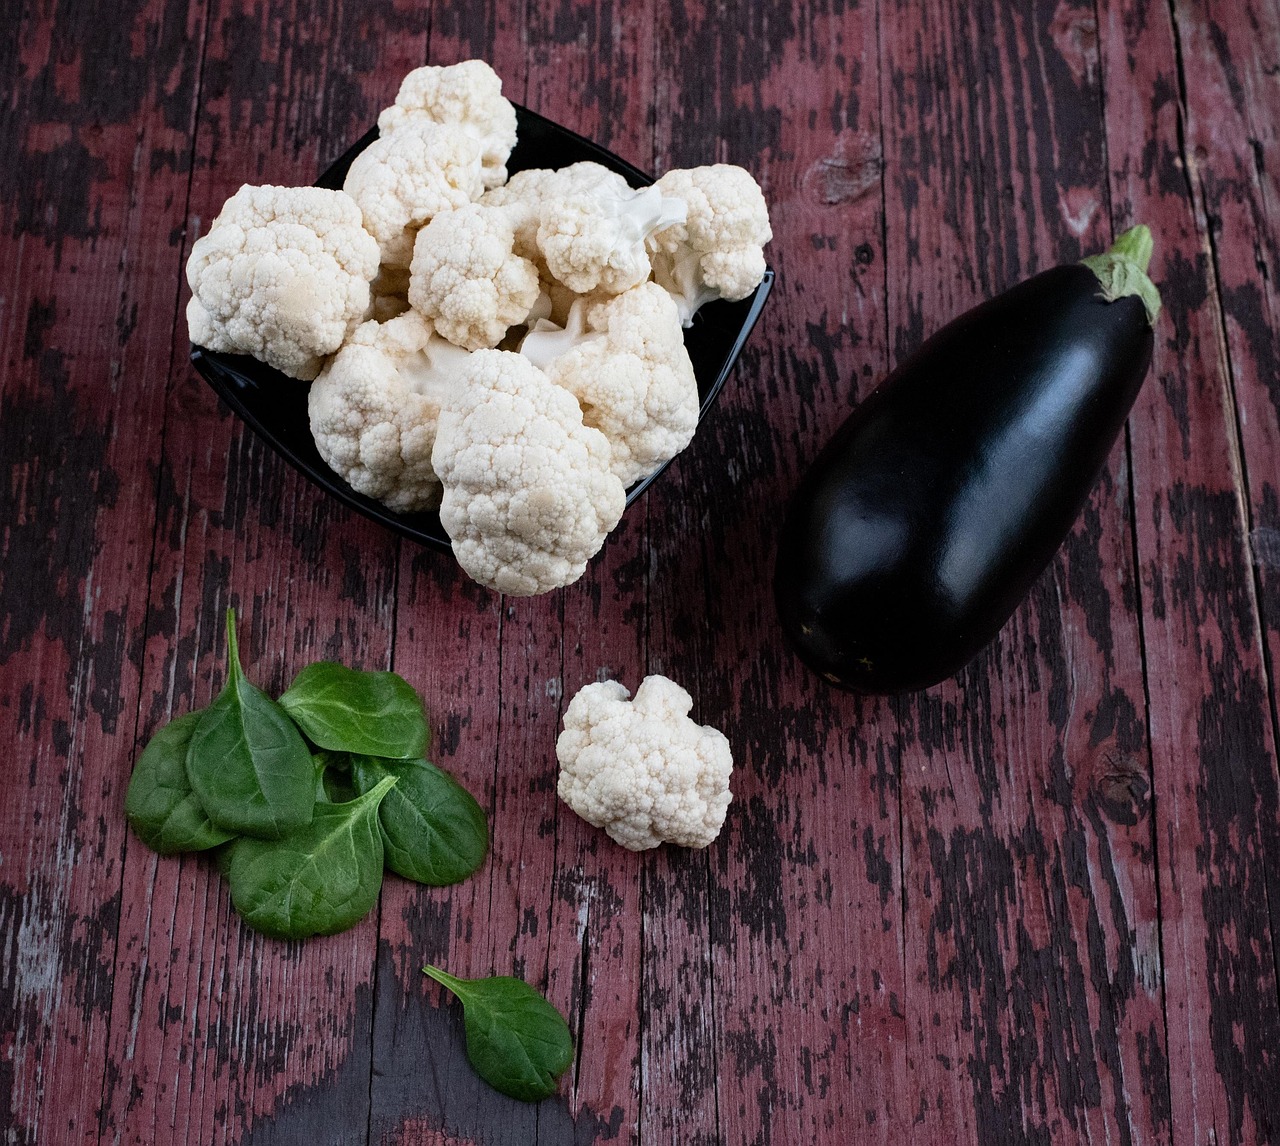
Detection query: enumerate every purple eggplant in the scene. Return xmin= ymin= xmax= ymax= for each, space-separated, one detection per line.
xmin=775 ymin=227 xmax=1162 ymax=694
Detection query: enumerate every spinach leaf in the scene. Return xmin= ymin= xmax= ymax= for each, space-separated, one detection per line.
xmin=279 ymin=662 xmax=428 ymax=759
xmin=186 ymin=609 xmax=316 ymax=840
xmin=351 ymin=756 xmax=488 ymax=886
xmin=228 ymin=774 xmax=397 ymax=939
xmin=422 ymin=966 xmax=573 ymax=1102
xmin=124 ymin=711 xmax=234 ymax=854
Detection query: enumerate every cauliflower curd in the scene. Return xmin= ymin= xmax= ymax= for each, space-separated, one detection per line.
xmin=185 ymin=58 xmax=771 ymax=596
xmin=556 ymin=675 xmax=734 ymax=850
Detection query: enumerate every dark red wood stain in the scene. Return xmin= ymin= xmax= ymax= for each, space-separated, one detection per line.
xmin=2 ymin=0 xmax=1278 ymax=1143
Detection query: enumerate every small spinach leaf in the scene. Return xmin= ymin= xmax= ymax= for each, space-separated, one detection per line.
xmin=279 ymin=663 xmax=428 ymax=759
xmin=125 ymin=711 xmax=234 ymax=854
xmin=186 ymin=609 xmax=316 ymax=840
xmin=422 ymin=966 xmax=573 ymax=1102
xmin=228 ymin=774 xmax=397 ymax=939
xmin=351 ymin=756 xmax=488 ymax=886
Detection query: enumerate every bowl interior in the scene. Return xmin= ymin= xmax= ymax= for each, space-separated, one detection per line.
xmin=190 ymin=105 xmax=774 ymax=553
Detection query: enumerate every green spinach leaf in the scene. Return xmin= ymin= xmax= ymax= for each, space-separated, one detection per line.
xmin=228 ymin=774 xmax=397 ymax=939
xmin=351 ymin=756 xmax=488 ymax=886
xmin=124 ymin=711 xmax=234 ymax=854
xmin=186 ymin=609 xmax=316 ymax=840
xmin=422 ymin=966 xmax=573 ymax=1102
xmin=279 ymin=662 xmax=428 ymax=759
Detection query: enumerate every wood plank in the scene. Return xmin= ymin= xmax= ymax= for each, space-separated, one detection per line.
xmin=1168 ymin=9 xmax=1280 ymax=1105
xmin=646 ymin=2 xmax=909 ymax=1143
xmin=96 ymin=0 xmax=416 ymax=1140
xmin=878 ymin=0 xmax=1169 ymax=1140
xmin=0 ymin=0 xmax=209 ymax=1140
xmin=1095 ymin=0 xmax=1280 ymax=1141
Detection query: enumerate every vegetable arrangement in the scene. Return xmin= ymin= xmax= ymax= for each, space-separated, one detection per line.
xmin=125 ymin=609 xmax=488 ymax=937
xmin=186 ymin=59 xmax=772 ymax=597
xmin=775 ymin=226 xmax=1162 ymax=693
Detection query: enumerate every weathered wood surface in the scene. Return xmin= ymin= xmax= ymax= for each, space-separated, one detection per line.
xmin=2 ymin=0 xmax=1278 ymax=1143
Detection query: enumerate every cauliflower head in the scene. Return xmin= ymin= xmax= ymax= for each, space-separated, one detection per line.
xmin=556 ymin=675 xmax=734 ymax=850
xmin=537 ymin=181 xmax=686 ymax=295
xmin=527 ymin=283 xmax=699 ymax=487
xmin=185 ymin=184 xmax=380 ymax=380
xmin=408 ymin=202 xmax=541 ymax=350
xmin=343 ymin=120 xmax=486 ymax=268
xmin=308 ymin=310 xmax=473 ymax=512
xmin=377 ymin=60 xmax=517 ymax=189
xmin=432 ymin=350 xmax=626 ymax=595
xmin=648 ymin=164 xmax=771 ymax=324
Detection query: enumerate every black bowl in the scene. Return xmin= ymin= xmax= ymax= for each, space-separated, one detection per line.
xmin=190 ymin=105 xmax=774 ymax=553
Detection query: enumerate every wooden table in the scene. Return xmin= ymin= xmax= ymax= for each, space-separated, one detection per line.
xmin=4 ymin=0 xmax=1280 ymax=1142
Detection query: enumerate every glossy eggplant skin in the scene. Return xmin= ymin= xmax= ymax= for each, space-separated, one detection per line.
xmin=775 ymin=264 xmax=1154 ymax=694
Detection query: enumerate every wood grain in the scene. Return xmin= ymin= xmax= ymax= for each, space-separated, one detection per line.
xmin=2 ymin=0 xmax=1280 ymax=1142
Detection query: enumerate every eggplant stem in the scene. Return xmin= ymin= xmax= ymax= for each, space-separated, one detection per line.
xmin=1081 ymin=224 xmax=1162 ymax=327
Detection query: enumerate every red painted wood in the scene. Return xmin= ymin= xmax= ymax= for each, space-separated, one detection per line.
xmin=1095 ymin=0 xmax=1280 ymax=1141
xmin=2 ymin=0 xmax=1280 ymax=1142
xmin=0 ymin=1 xmax=207 ymax=1139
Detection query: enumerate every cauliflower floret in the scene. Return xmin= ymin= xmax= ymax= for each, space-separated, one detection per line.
xmin=484 ymin=163 xmax=626 ymax=262
xmin=556 ymin=675 xmax=733 ymax=850
xmin=522 ymin=283 xmax=698 ymax=487
xmin=432 ymin=350 xmax=626 ymax=595
xmin=408 ymin=202 xmax=541 ymax=350
xmin=647 ymin=165 xmax=771 ymax=324
xmin=377 ymin=60 xmax=517 ymax=189
xmin=537 ymin=181 xmax=686 ymax=295
xmin=343 ymin=120 xmax=486 ymax=268
xmin=308 ymin=310 xmax=473 ymax=511
xmin=185 ymin=184 xmax=380 ymax=380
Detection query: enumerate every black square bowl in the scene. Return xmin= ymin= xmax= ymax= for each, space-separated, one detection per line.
xmin=190 ymin=105 xmax=774 ymax=554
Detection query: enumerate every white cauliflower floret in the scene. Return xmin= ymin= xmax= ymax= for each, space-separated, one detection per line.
xmin=556 ymin=675 xmax=733 ymax=851
xmin=522 ymin=283 xmax=698 ymax=487
xmin=432 ymin=350 xmax=626 ymax=595
xmin=186 ymin=184 xmax=380 ymax=380
xmin=537 ymin=180 xmax=686 ymax=295
xmin=408 ymin=202 xmax=541 ymax=350
xmin=308 ymin=310 xmax=473 ymax=511
xmin=647 ymin=165 xmax=771 ymax=324
xmin=377 ymin=60 xmax=517 ymax=189
xmin=343 ymin=120 xmax=486 ymax=268
xmin=483 ymin=163 xmax=622 ymax=262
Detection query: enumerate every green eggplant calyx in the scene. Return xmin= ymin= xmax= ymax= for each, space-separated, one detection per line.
xmin=1081 ymin=224 xmax=1162 ymax=327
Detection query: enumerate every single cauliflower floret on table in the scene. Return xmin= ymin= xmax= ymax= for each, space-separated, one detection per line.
xmin=537 ymin=178 xmax=686 ymax=295
xmin=377 ymin=60 xmax=518 ymax=190
xmin=431 ymin=350 xmax=626 ymax=596
xmin=647 ymin=164 xmax=771 ymax=325
xmin=408 ymin=202 xmax=542 ymax=350
xmin=521 ymin=282 xmax=698 ymax=487
xmin=308 ymin=310 xmax=473 ymax=512
xmin=185 ymin=184 xmax=380 ymax=380
xmin=343 ymin=120 xmax=486 ymax=268
xmin=556 ymin=675 xmax=734 ymax=851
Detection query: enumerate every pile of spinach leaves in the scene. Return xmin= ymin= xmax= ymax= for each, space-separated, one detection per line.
xmin=124 ymin=607 xmax=572 ymax=1102
xmin=125 ymin=608 xmax=487 ymax=936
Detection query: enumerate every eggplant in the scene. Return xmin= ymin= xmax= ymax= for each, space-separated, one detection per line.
xmin=774 ymin=227 xmax=1162 ymax=694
